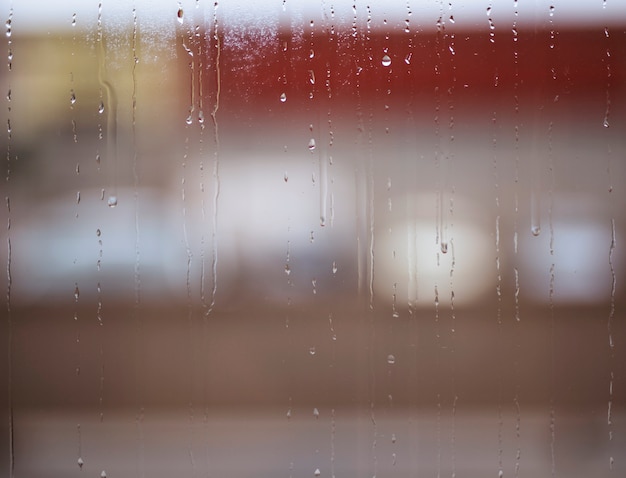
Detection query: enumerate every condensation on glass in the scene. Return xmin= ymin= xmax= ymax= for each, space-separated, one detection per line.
xmin=1 ymin=1 xmax=624 ymax=477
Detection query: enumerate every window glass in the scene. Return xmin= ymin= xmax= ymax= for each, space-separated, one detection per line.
xmin=1 ymin=1 xmax=624 ymax=477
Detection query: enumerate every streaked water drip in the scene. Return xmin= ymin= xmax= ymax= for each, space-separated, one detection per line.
xmin=5 ymin=9 xmax=13 ymax=473
xmin=407 ymin=197 xmax=418 ymax=310
xmin=603 ymin=26 xmax=612 ymax=128
xmin=548 ymin=117 xmax=556 ymax=477
xmin=320 ymin=153 xmax=328 ymax=227
xmin=530 ymin=165 xmax=541 ymax=237
xmin=96 ymin=3 xmax=119 ymax=207
xmin=607 ymin=218 xmax=616 ymax=468
xmin=355 ymin=170 xmax=367 ymax=297
xmin=367 ymin=159 xmax=375 ymax=310
xmin=492 ymin=104 xmax=506 ymax=478
xmin=206 ymin=1 xmax=222 ymax=316
xmin=370 ymin=401 xmax=378 ymax=478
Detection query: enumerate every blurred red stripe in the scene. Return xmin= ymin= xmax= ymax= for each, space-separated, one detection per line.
xmin=190 ymin=28 xmax=624 ymax=106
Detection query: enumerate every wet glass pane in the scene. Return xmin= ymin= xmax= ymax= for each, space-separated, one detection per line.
xmin=1 ymin=1 xmax=625 ymax=477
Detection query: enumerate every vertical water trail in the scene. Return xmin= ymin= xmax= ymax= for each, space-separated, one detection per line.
xmin=320 ymin=9 xmax=334 ymax=229
xmin=434 ymin=4 xmax=444 ymax=252
xmin=607 ymin=218 xmax=616 ymax=470
xmin=5 ymin=6 xmax=14 ymax=476
xmin=191 ymin=8 xmax=212 ymax=471
xmin=407 ymin=196 xmax=418 ymax=311
xmin=493 ymin=107 xmax=505 ymax=478
xmin=177 ymin=8 xmax=197 ymax=474
xmin=319 ymin=147 xmax=328 ymax=227
xmin=367 ymin=8 xmax=379 ymax=475
xmin=547 ymin=116 xmax=556 ymax=478
xmin=511 ymin=2 xmax=522 ymax=475
xmin=604 ymin=6 xmax=616 ymax=469
xmin=529 ymin=0 xmax=542 ymax=238
xmin=367 ymin=151 xmax=375 ymax=311
xmin=70 ymin=17 xmax=83 ymax=464
xmin=278 ymin=5 xmax=295 ymax=469
xmin=434 ymin=284 xmax=441 ymax=478
xmin=529 ymin=146 xmax=541 ymax=237
xmin=354 ymin=85 xmax=366 ymax=299
xmin=69 ymin=16 xmax=83 ymax=467
xmin=96 ymin=228 xmax=105 ymax=422
xmin=207 ymin=1 xmax=221 ymax=316
xmin=449 ymin=240 xmax=457 ymax=478
xmin=443 ymin=4 xmax=459 ymax=472
xmin=130 ymin=5 xmax=145 ymax=477
xmin=131 ymin=5 xmax=141 ymax=309
xmin=96 ymin=3 xmax=119 ymax=208
xmin=546 ymin=6 xmax=558 ymax=475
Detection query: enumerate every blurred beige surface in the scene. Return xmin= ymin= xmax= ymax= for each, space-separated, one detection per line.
xmin=13 ymin=408 xmax=625 ymax=478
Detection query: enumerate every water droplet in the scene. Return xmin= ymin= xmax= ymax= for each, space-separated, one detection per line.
xmin=77 ymin=457 xmax=84 ymax=469
xmin=177 ymin=6 xmax=184 ymax=24
xmin=404 ymin=52 xmax=412 ymax=65
xmin=332 ymin=261 xmax=338 ymax=274
xmin=100 ymin=471 xmax=107 ymax=478
xmin=95 ymin=153 xmax=101 ymax=165
xmin=381 ymin=54 xmax=392 ymax=67
xmin=280 ymin=92 xmax=287 ymax=103
xmin=107 ymin=195 xmax=118 ymax=208
xmin=285 ymin=263 xmax=291 ymax=275
xmin=198 ymin=110 xmax=205 ymax=124
xmin=283 ymin=171 xmax=289 ymax=182
xmin=391 ymin=433 xmax=397 ymax=443
xmin=309 ymin=49 xmax=315 ymax=59
xmin=5 ymin=19 xmax=11 ymax=38
xmin=96 ymin=228 xmax=102 ymax=237
xmin=71 ymin=13 xmax=77 ymax=27
xmin=309 ymin=346 xmax=316 ymax=356
xmin=498 ymin=470 xmax=504 ymax=478
xmin=440 ymin=242 xmax=448 ymax=254
xmin=185 ymin=115 xmax=193 ymax=125
xmin=313 ymin=407 xmax=320 ymax=418
xmin=70 ymin=90 xmax=76 ymax=105
xmin=387 ymin=354 xmax=396 ymax=365
xmin=531 ymin=226 xmax=541 ymax=237
xmin=309 ymin=70 xmax=316 ymax=84
xmin=603 ymin=117 xmax=610 ymax=128
xmin=308 ymin=138 xmax=316 ymax=151
xmin=286 ymin=408 xmax=292 ymax=420
xmin=314 ymin=468 xmax=321 ymax=477
xmin=74 ymin=284 xmax=80 ymax=301
xmin=98 ymin=101 xmax=105 ymax=114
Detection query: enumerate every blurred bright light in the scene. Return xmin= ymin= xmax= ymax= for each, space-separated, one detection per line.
xmin=519 ymin=195 xmax=621 ymax=304
xmin=375 ymin=193 xmax=495 ymax=308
